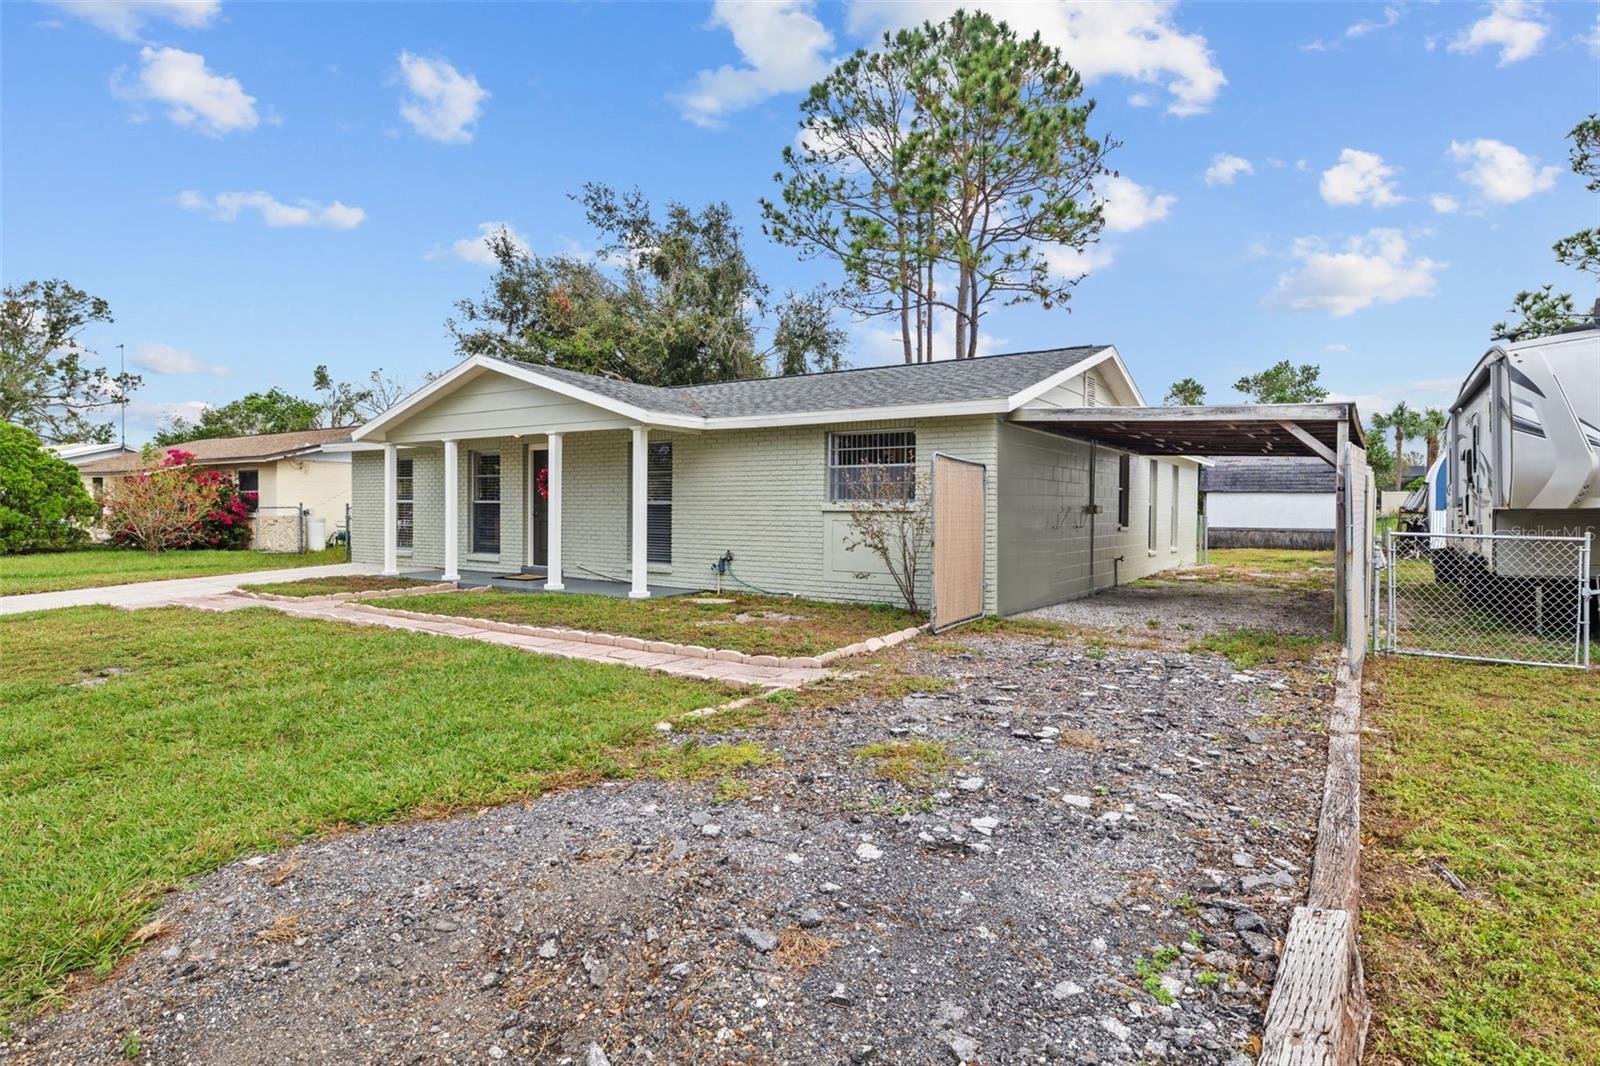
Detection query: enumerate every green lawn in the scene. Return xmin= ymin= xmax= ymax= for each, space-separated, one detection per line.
xmin=0 ymin=546 xmax=348 ymax=596
xmin=1362 ymin=658 xmax=1600 ymax=1065
xmin=0 ymin=606 xmax=735 ymax=1017
xmin=385 ymin=589 xmax=921 ymax=658
xmin=242 ymin=574 xmax=434 ymax=597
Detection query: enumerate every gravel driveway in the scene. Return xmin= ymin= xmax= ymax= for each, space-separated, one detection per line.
xmin=7 ymin=633 xmax=1331 ymax=1065
xmin=1022 ymin=579 xmax=1334 ymax=641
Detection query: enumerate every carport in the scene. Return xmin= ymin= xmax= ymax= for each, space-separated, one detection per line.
xmin=1007 ymin=403 xmax=1373 ymax=661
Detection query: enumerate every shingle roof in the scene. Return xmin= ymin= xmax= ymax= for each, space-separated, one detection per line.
xmin=77 ymin=427 xmax=354 ymax=474
xmin=497 ymin=345 xmax=1108 ymax=419
xmin=1200 ymin=456 xmax=1335 ymax=494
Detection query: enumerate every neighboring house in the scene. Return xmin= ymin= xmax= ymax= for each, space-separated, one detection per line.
xmin=46 ymin=441 xmax=139 ymax=467
xmin=76 ymin=428 xmax=355 ymax=550
xmin=1200 ymin=456 xmax=1335 ymax=549
xmin=343 ymin=347 xmax=1208 ymax=615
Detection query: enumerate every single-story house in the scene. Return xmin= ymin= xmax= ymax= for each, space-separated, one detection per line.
xmin=342 ymin=346 xmax=1208 ymax=617
xmin=77 ymin=428 xmax=355 ymax=550
xmin=46 ymin=441 xmax=140 ymax=466
xmin=1200 ymin=456 xmax=1335 ymax=549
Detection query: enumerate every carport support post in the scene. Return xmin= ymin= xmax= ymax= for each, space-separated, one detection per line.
xmin=382 ymin=442 xmax=399 ymax=577
xmin=1333 ymin=420 xmax=1349 ymax=644
xmin=629 ymin=425 xmax=649 ymax=599
xmin=544 ymin=433 xmax=564 ymax=591
xmin=441 ymin=439 xmax=460 ymax=583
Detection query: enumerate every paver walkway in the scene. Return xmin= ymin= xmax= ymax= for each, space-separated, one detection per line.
xmin=0 ymin=563 xmax=378 ymax=616
xmin=171 ymin=593 xmax=828 ymax=688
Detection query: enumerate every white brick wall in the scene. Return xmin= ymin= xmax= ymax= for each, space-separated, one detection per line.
xmin=350 ymin=414 xmax=1197 ymax=616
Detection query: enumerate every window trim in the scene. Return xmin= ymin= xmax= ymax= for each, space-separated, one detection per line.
xmin=236 ymin=467 xmax=260 ymax=512
xmin=470 ymin=450 xmax=501 ymax=556
xmin=1116 ymin=454 xmax=1131 ymax=528
xmin=647 ymin=440 xmax=672 ymax=566
xmin=1147 ymin=459 xmax=1159 ymax=552
xmin=1169 ymin=464 xmax=1179 ymax=549
xmin=395 ymin=456 xmax=414 ymax=553
xmin=826 ymin=430 xmax=917 ymax=504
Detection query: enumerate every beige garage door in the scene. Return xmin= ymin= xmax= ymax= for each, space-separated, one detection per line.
xmin=931 ymin=453 xmax=986 ymax=632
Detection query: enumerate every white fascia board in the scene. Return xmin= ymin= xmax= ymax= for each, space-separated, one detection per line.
xmin=319 ymin=441 xmax=386 ymax=453
xmin=353 ymin=355 xmax=705 ymax=441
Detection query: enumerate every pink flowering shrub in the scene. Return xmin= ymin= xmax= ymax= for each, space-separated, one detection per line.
xmin=105 ymin=448 xmax=254 ymax=552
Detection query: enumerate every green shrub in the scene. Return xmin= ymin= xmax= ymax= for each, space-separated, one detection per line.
xmin=0 ymin=422 xmax=98 ymax=554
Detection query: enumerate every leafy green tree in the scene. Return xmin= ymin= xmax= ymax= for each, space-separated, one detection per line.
xmin=1164 ymin=377 xmax=1206 ymax=405
xmin=448 ymin=229 xmax=636 ymax=377
xmin=763 ymin=10 xmax=1112 ymax=362
xmin=580 ymin=184 xmax=770 ymax=385
xmin=1494 ymin=115 xmax=1600 ymax=339
xmin=154 ymin=388 xmax=320 ymax=446
xmin=769 ymin=287 xmax=847 ymax=375
xmin=0 ymin=280 xmax=139 ymax=444
xmin=1364 ymin=435 xmax=1396 ymax=492
xmin=0 ymin=421 xmax=99 ymax=553
xmin=1232 ymin=361 xmax=1328 ymax=404
xmin=1371 ymin=403 xmax=1423 ymax=489
xmin=1416 ymin=407 xmax=1448 ymax=470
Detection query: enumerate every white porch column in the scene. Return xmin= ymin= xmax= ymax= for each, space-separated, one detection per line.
xmin=629 ymin=425 xmax=649 ymax=598
xmin=441 ymin=439 xmax=460 ymax=582
xmin=381 ymin=442 xmax=399 ymax=576
xmin=544 ymin=433 xmax=565 ymax=591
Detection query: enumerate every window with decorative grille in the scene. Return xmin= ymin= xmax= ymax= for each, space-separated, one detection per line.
xmin=471 ymin=451 xmax=500 ymax=554
xmin=396 ymin=457 xmax=414 ymax=550
xmin=828 ymin=430 xmax=916 ymax=502
xmin=647 ymin=441 xmax=672 ymax=564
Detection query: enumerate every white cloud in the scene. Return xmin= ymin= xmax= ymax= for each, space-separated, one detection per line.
xmin=1098 ymin=174 xmax=1174 ymax=232
xmin=396 ymin=52 xmax=488 ymax=144
xmin=848 ymin=1 xmax=1226 ymax=116
xmin=124 ymin=398 xmax=208 ymax=434
xmin=1447 ymin=138 xmax=1560 ymax=203
xmin=1203 ymin=153 xmax=1253 ymax=186
xmin=131 ymin=342 xmax=227 ymax=375
xmin=1269 ymin=228 xmax=1444 ymax=317
xmin=119 ymin=46 xmax=257 ymax=135
xmin=1043 ymin=241 xmax=1116 ymax=277
xmin=1448 ymin=0 xmax=1548 ymax=65
xmin=677 ymin=0 xmax=836 ymax=128
xmin=1588 ymin=13 xmax=1600 ymax=58
xmin=430 ymin=221 xmax=531 ymax=266
xmin=177 ymin=190 xmax=366 ymax=229
xmin=49 ymin=0 xmax=218 ymax=40
xmin=1345 ymin=4 xmax=1402 ymax=38
xmin=1429 ymin=193 xmax=1460 ymax=214
xmin=1319 ymin=148 xmax=1404 ymax=206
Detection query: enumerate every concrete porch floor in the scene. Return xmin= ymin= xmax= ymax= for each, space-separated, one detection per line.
xmin=399 ymin=568 xmax=705 ymax=599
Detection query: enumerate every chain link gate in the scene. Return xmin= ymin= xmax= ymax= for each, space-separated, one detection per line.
xmin=1375 ymin=531 xmax=1593 ymax=668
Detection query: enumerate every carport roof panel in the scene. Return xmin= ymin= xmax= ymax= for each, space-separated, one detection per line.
xmin=1008 ymin=403 xmax=1364 ymax=457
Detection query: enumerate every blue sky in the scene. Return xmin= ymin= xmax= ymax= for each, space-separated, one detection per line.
xmin=4 ymin=0 xmax=1597 ymax=442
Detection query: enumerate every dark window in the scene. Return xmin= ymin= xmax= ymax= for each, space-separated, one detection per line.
xmin=1116 ymin=454 xmax=1131 ymax=527
xmin=471 ymin=452 xmax=501 ymax=554
xmin=395 ymin=458 xmax=414 ymax=551
xmin=236 ymin=468 xmax=260 ymax=512
xmin=828 ymin=431 xmax=916 ymax=502
xmin=91 ymin=476 xmax=104 ymax=495
xmin=1147 ymin=459 xmax=1159 ymax=550
xmin=647 ymin=441 xmax=672 ymax=565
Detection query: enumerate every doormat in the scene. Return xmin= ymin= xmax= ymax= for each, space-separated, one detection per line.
xmin=501 ymin=573 xmax=546 ymax=581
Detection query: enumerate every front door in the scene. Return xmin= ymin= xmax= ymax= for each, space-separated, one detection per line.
xmin=531 ymin=449 xmax=549 ymax=567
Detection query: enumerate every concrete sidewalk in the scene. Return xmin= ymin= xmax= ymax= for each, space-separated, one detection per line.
xmin=0 ymin=562 xmax=378 ymax=615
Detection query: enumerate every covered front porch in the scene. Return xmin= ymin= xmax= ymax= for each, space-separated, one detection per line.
xmin=350 ymin=357 xmax=703 ymax=600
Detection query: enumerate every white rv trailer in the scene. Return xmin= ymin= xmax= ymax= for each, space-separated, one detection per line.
xmin=1429 ymin=325 xmax=1599 ymax=595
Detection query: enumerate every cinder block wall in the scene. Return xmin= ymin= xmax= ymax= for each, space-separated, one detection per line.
xmin=996 ymin=422 xmax=1199 ymax=614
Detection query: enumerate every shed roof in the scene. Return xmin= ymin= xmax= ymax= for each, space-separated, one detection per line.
xmin=77 ymin=427 xmax=354 ymax=474
xmin=1200 ymin=456 xmax=1337 ymax=493
xmin=1007 ymin=403 xmax=1365 ymax=460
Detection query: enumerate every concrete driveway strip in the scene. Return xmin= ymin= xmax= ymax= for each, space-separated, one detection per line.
xmin=0 ymin=562 xmax=378 ymax=615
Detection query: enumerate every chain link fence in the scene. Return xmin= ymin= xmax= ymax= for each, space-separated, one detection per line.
xmin=1377 ymin=531 xmax=1593 ymax=668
